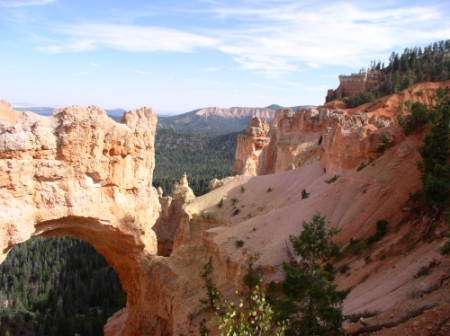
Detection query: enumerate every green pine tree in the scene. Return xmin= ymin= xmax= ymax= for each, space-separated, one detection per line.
xmin=279 ymin=213 xmax=349 ymax=336
xmin=417 ymin=87 xmax=450 ymax=218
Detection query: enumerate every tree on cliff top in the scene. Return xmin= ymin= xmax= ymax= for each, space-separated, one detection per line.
xmin=276 ymin=213 xmax=349 ymax=336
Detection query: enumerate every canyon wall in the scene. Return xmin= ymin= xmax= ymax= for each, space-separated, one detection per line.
xmin=233 ymin=82 xmax=450 ymax=176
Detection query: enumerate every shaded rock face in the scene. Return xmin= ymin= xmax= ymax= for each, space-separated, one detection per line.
xmin=234 ymin=105 xmax=400 ymax=175
xmin=153 ymin=173 xmax=196 ymax=256
xmin=0 ymin=102 xmax=173 ymax=335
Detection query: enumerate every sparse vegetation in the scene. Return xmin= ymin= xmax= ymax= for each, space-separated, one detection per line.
xmin=373 ymin=131 xmax=391 ymax=153
xmin=338 ymin=263 xmax=350 ymax=274
xmin=232 ymin=209 xmax=241 ymax=216
xmin=217 ymin=198 xmax=223 ymax=208
xmin=235 ymin=240 xmax=244 ymax=248
xmin=199 ymin=257 xmax=221 ymax=310
xmin=241 ymin=186 xmax=245 ymax=193
xmin=441 ymin=242 xmax=450 ymax=255
xmin=414 ymin=259 xmax=438 ymax=278
xmin=301 ymin=188 xmax=310 ymax=199
xmin=231 ymin=198 xmax=238 ymax=205
xmin=325 ymin=175 xmax=340 ymax=184
xmin=366 ymin=220 xmax=388 ymax=245
xmin=357 ymin=157 xmax=374 ymax=171
xmin=268 ymin=187 xmax=272 ymax=192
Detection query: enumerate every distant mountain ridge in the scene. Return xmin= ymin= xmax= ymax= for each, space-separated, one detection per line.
xmin=157 ymin=104 xmax=314 ymax=135
xmin=12 ymin=104 xmax=316 ymax=135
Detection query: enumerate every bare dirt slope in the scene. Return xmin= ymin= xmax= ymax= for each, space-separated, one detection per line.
xmin=174 ymin=83 xmax=450 ymax=335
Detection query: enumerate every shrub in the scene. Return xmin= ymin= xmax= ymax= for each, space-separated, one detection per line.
xmin=232 ymin=209 xmax=240 ymax=216
xmin=268 ymin=187 xmax=272 ymax=192
xmin=338 ymin=263 xmax=350 ymax=274
xmin=414 ymin=259 xmax=438 ymax=278
xmin=217 ymin=198 xmax=223 ymax=208
xmin=366 ymin=220 xmax=388 ymax=245
xmin=325 ymin=175 xmax=340 ymax=184
xmin=441 ymin=242 xmax=450 ymax=255
xmin=241 ymin=186 xmax=245 ymax=193
xmin=235 ymin=240 xmax=244 ymax=248
xmin=231 ymin=198 xmax=238 ymax=206
xmin=301 ymin=189 xmax=310 ymax=199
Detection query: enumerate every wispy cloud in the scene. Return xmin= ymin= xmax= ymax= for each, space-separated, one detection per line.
xmin=33 ymin=1 xmax=450 ymax=77
xmin=199 ymin=67 xmax=218 ymax=72
xmin=206 ymin=1 xmax=449 ymax=75
xmin=0 ymin=0 xmax=55 ymax=7
xmin=39 ymin=24 xmax=219 ymax=53
xmin=90 ymin=62 xmax=99 ymax=67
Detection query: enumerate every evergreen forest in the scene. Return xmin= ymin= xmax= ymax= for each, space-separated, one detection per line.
xmin=152 ymin=128 xmax=240 ymax=196
xmin=0 ymin=237 xmax=126 ymax=336
xmin=327 ymin=40 xmax=450 ymax=107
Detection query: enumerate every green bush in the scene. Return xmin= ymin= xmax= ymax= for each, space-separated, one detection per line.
xmin=235 ymin=240 xmax=244 ymax=247
xmin=325 ymin=175 xmax=340 ymax=184
xmin=366 ymin=220 xmax=388 ymax=245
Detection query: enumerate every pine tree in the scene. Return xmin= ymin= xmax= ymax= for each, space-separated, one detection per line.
xmin=279 ymin=213 xmax=349 ymax=336
xmin=417 ymin=87 xmax=450 ymax=218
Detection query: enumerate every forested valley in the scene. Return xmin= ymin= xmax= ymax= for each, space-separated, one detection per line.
xmin=0 ymin=128 xmax=239 ymax=335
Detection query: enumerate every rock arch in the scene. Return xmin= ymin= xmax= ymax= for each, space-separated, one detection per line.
xmin=0 ymin=102 xmax=171 ymax=335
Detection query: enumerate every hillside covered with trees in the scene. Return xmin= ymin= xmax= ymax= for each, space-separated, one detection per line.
xmin=327 ymin=40 xmax=450 ymax=108
xmin=0 ymin=237 xmax=125 ymax=336
xmin=152 ymin=128 xmax=240 ymax=196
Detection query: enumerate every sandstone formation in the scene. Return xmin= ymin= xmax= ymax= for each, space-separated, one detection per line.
xmin=208 ymin=176 xmax=236 ymax=191
xmin=233 ymin=82 xmax=450 ymax=176
xmin=232 ymin=116 xmax=270 ymax=175
xmin=326 ymin=70 xmax=383 ymax=100
xmin=0 ymin=101 xmax=167 ymax=335
xmin=153 ymin=173 xmax=196 ymax=256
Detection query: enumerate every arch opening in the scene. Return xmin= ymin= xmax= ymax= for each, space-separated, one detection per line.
xmin=0 ymin=236 xmax=126 ymax=336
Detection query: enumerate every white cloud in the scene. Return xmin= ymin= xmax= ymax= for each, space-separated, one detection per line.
xmin=0 ymin=0 xmax=55 ymax=7
xmin=90 ymin=62 xmax=99 ymax=67
xmin=40 ymin=24 xmax=219 ymax=53
xmin=201 ymin=1 xmax=450 ymax=75
xmin=34 ymin=1 xmax=450 ymax=77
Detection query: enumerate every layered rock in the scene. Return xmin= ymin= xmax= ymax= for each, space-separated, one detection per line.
xmin=233 ymin=99 xmax=404 ymax=175
xmin=0 ymin=102 xmax=169 ymax=335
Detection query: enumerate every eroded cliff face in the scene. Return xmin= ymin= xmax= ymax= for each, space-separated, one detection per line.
xmin=0 ymin=101 xmax=169 ymax=335
xmin=233 ymin=83 xmax=450 ymax=176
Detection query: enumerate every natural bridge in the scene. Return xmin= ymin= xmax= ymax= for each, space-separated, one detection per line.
xmin=0 ymin=101 xmax=179 ymax=335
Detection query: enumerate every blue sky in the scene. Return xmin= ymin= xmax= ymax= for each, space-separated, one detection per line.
xmin=1 ymin=0 xmax=449 ymax=114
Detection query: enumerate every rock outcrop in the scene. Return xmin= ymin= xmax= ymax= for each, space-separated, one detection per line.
xmin=0 ymin=102 xmax=170 ymax=335
xmin=153 ymin=173 xmax=196 ymax=256
xmin=233 ymin=83 xmax=447 ymax=175
xmin=232 ymin=116 xmax=270 ymax=175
